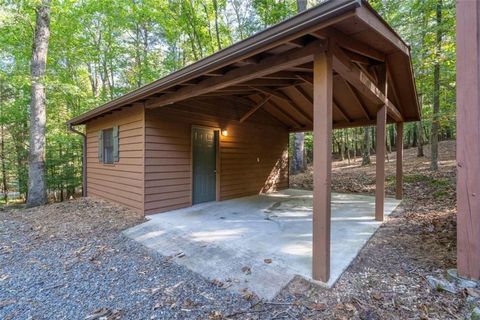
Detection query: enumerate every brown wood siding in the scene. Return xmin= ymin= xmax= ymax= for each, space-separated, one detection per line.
xmin=144 ymin=102 xmax=289 ymax=215
xmin=86 ymin=105 xmax=145 ymax=213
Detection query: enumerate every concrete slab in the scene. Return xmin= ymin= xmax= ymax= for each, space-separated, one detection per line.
xmin=124 ymin=189 xmax=400 ymax=300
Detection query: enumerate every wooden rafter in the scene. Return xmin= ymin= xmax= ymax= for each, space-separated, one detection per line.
xmin=268 ymin=99 xmax=304 ymax=128
xmin=250 ymin=86 xmax=313 ymax=124
xmin=295 ymin=73 xmax=313 ymax=85
xmin=341 ymin=76 xmax=371 ymax=120
xmin=386 ymin=61 xmax=402 ymax=113
xmin=355 ymin=6 xmax=410 ymax=56
xmin=331 ymin=42 xmax=403 ymax=122
xmin=146 ymin=39 xmax=327 ymax=108
xmin=239 ymin=95 xmax=271 ymax=123
xmin=315 ymin=27 xmax=385 ymax=62
xmin=247 ymin=95 xmax=292 ymax=127
xmin=333 ymin=99 xmax=351 ymax=123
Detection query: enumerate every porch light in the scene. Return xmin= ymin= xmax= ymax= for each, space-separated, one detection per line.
xmin=221 ymin=129 xmax=228 ymax=137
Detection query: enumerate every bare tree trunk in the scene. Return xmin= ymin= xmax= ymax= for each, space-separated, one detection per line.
xmin=345 ymin=129 xmax=351 ymax=164
xmin=292 ymin=133 xmax=305 ymax=174
xmin=0 ymin=80 xmax=7 ymax=204
xmin=1 ymin=124 xmax=7 ymax=204
xmin=431 ymin=0 xmax=442 ymax=171
xmin=297 ymin=0 xmax=307 ymax=12
xmin=362 ymin=127 xmax=371 ymax=165
xmin=213 ymin=0 xmax=222 ymax=51
xmin=291 ymin=0 xmax=308 ymax=175
xmin=27 ymin=0 xmax=50 ymax=207
xmin=417 ymin=95 xmax=424 ymax=157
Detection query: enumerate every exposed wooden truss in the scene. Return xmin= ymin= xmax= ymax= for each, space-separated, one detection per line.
xmin=146 ymin=39 xmax=327 ymax=108
xmin=330 ymin=42 xmax=403 ymax=122
xmin=239 ymin=96 xmax=271 ymax=123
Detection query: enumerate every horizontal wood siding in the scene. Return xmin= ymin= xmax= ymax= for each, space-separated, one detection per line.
xmin=86 ymin=106 xmax=145 ymax=213
xmin=144 ymin=102 xmax=289 ymax=215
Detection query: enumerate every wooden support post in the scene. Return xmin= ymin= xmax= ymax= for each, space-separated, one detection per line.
xmin=395 ymin=122 xmax=403 ymax=200
xmin=312 ymin=49 xmax=332 ymax=282
xmin=375 ymin=106 xmax=387 ymax=221
xmin=456 ymin=0 xmax=480 ymax=280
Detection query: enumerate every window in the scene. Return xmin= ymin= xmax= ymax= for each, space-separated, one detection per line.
xmin=103 ymin=128 xmax=114 ymax=164
xmin=98 ymin=126 xmax=118 ymax=164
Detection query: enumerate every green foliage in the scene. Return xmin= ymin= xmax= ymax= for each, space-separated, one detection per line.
xmin=0 ymin=0 xmax=457 ymax=201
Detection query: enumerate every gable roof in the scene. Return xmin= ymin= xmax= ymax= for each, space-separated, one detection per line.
xmin=68 ymin=0 xmax=419 ymax=129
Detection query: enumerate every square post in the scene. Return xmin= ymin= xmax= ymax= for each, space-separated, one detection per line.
xmin=456 ymin=0 xmax=480 ymax=280
xmin=312 ymin=49 xmax=332 ymax=282
xmin=375 ymin=106 xmax=387 ymax=221
xmin=395 ymin=122 xmax=403 ymax=200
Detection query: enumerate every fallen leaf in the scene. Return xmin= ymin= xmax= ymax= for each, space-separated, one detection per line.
xmin=0 ymin=300 xmax=15 ymax=308
xmin=241 ymin=266 xmax=251 ymax=275
xmin=308 ymin=302 xmax=327 ymax=311
xmin=466 ymin=287 xmax=480 ymax=298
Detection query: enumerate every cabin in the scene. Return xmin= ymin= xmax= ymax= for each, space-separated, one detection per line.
xmin=68 ymin=0 xmax=419 ymax=283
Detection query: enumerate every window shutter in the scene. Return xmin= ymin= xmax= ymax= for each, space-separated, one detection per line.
xmin=98 ymin=130 xmax=103 ymax=162
xmin=113 ymin=125 xmax=119 ymax=162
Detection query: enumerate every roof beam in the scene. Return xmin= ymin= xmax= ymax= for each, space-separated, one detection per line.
xmin=239 ymin=96 xmax=271 ymax=123
xmin=331 ymin=42 xmax=403 ymax=122
xmin=315 ymin=27 xmax=385 ymax=62
xmin=355 ymin=6 xmax=410 ymax=56
xmin=333 ymin=99 xmax=352 ymax=123
xmin=268 ymin=99 xmax=305 ymax=128
xmin=147 ymin=39 xmax=327 ymax=109
xmin=250 ymin=86 xmax=313 ymax=124
xmin=340 ymin=76 xmax=371 ymax=120
xmin=295 ymin=73 xmax=313 ymax=85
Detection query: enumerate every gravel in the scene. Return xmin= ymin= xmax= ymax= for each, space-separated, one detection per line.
xmin=0 ymin=199 xmax=254 ymax=320
xmin=0 ymin=154 xmax=472 ymax=320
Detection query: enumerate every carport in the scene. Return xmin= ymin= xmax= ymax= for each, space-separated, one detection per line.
xmin=68 ymin=0 xmax=419 ymax=285
xmin=125 ymin=190 xmax=401 ymax=299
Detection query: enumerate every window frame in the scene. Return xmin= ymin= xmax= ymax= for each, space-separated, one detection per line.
xmin=102 ymin=128 xmax=114 ymax=164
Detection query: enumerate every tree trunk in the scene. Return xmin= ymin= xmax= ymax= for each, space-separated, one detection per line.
xmin=27 ymin=0 xmax=50 ymax=207
xmin=362 ymin=127 xmax=371 ymax=165
xmin=292 ymin=132 xmax=305 ymax=174
xmin=213 ymin=0 xmax=222 ymax=51
xmin=291 ymin=0 xmax=308 ymax=175
xmin=0 ymin=80 xmax=7 ymax=204
xmin=1 ymin=124 xmax=7 ymax=204
xmin=431 ymin=0 xmax=442 ymax=171
xmin=297 ymin=0 xmax=307 ymax=12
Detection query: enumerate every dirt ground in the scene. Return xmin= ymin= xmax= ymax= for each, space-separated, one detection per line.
xmin=285 ymin=140 xmax=466 ymax=319
xmin=0 ymin=140 xmax=474 ymax=319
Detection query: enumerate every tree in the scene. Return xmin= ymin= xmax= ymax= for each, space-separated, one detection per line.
xmin=291 ymin=0 xmax=307 ymax=174
xmin=430 ymin=0 xmax=442 ymax=171
xmin=417 ymin=94 xmax=424 ymax=157
xmin=27 ymin=0 xmax=51 ymax=207
xmin=362 ymin=127 xmax=371 ymax=165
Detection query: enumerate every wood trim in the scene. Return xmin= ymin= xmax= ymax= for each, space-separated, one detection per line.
xmin=355 ymin=6 xmax=410 ymax=56
xmin=315 ymin=27 xmax=385 ymax=61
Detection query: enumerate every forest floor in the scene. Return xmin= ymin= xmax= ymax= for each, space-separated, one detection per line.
xmin=0 ymin=140 xmax=475 ymax=319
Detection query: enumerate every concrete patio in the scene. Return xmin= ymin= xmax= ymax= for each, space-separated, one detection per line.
xmin=124 ymin=189 xmax=400 ymax=300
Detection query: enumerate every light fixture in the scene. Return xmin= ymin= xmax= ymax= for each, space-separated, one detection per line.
xmin=221 ymin=129 xmax=228 ymax=137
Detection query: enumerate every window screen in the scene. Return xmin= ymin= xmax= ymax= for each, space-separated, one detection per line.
xmin=103 ymin=128 xmax=114 ymax=164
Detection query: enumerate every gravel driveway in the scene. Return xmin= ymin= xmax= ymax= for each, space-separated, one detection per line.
xmin=0 ymin=189 xmax=470 ymax=319
xmin=0 ymin=199 xmax=257 ymax=319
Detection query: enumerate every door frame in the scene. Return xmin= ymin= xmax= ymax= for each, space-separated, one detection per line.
xmin=190 ymin=125 xmax=221 ymax=205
